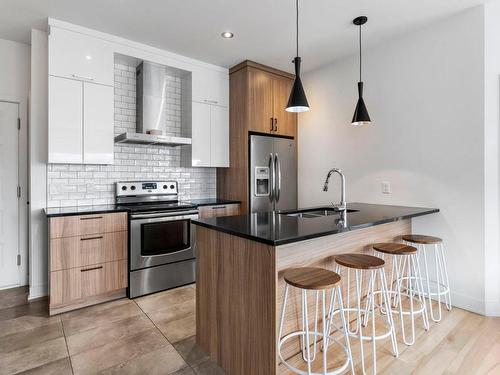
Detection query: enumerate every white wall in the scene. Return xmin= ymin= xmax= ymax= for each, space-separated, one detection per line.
xmin=484 ymin=0 xmax=500 ymax=316
xmin=0 ymin=38 xmax=30 ymax=287
xmin=299 ymin=7 xmax=486 ymax=314
xmin=29 ymin=30 xmax=48 ymax=299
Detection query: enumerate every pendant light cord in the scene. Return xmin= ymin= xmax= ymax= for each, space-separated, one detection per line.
xmin=359 ymin=23 xmax=362 ymax=82
xmin=296 ymin=0 xmax=299 ymax=57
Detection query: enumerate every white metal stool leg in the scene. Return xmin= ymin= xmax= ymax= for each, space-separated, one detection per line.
xmin=332 ymin=262 xmax=398 ymax=375
xmin=388 ymin=253 xmax=429 ymax=345
xmin=278 ymin=277 xmax=353 ymax=375
xmin=438 ymin=243 xmax=452 ymax=311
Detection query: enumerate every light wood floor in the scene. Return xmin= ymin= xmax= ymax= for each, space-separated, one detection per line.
xmin=0 ymin=286 xmax=498 ymax=375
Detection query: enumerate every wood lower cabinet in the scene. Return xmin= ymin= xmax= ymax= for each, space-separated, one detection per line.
xmin=198 ymin=203 xmax=241 ymax=219
xmin=48 ymin=212 xmax=128 ymax=315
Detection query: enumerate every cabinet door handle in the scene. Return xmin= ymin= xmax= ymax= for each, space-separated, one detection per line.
xmin=211 ymin=206 xmax=227 ymax=210
xmin=71 ymin=74 xmax=94 ymax=81
xmin=80 ymin=216 xmax=103 ymax=221
xmin=204 ymin=99 xmax=218 ymax=104
xmin=80 ymin=236 xmax=103 ymax=241
xmin=274 ymin=118 xmax=278 ymax=132
xmin=81 ymin=266 xmax=103 ymax=272
xmin=270 ymin=117 xmax=274 ymax=131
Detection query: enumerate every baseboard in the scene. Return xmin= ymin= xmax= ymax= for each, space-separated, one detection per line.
xmin=28 ymin=284 xmax=48 ymax=301
xmin=485 ymin=301 xmax=500 ymax=317
xmin=449 ymin=290 xmax=485 ymax=315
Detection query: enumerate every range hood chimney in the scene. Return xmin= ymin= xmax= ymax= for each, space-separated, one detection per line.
xmin=114 ymin=61 xmax=191 ymax=146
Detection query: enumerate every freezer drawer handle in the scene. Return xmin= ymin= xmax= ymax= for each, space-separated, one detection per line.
xmin=80 ymin=266 xmax=103 ymax=272
xmin=80 ymin=216 xmax=103 ymax=221
xmin=211 ymin=206 xmax=227 ymax=210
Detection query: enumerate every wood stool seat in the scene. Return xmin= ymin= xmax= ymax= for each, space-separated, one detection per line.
xmin=334 ymin=253 xmax=385 ymax=270
xmin=283 ymin=267 xmax=341 ymax=290
xmin=402 ymin=234 xmax=442 ymax=244
xmin=372 ymin=242 xmax=417 ymax=255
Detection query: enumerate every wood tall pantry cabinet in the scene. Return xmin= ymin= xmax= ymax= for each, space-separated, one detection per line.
xmin=217 ymin=61 xmax=297 ymax=214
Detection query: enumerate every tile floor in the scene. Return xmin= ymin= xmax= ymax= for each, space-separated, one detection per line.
xmin=1 ymin=285 xmax=499 ymax=374
xmin=0 ymin=284 xmax=224 ymax=375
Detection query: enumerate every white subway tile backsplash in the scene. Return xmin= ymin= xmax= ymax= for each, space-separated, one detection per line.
xmin=47 ymin=62 xmax=216 ymax=208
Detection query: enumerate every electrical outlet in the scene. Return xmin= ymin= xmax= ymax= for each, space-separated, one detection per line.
xmin=382 ymin=181 xmax=391 ymax=194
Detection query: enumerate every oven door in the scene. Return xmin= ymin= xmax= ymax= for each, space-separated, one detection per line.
xmin=129 ymin=210 xmax=198 ymax=271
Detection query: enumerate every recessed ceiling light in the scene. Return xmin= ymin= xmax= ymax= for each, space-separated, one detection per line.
xmin=85 ymin=55 xmax=92 ymax=60
xmin=221 ymin=31 xmax=234 ymax=39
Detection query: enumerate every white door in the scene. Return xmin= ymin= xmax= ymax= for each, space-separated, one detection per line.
xmin=191 ymin=102 xmax=211 ymax=167
xmin=83 ymin=82 xmax=114 ymax=164
xmin=0 ymin=102 xmax=20 ymax=288
xmin=210 ymin=105 xmax=229 ymax=167
xmin=48 ymin=76 xmax=83 ymax=163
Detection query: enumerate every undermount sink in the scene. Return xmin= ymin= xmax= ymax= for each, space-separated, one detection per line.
xmin=282 ymin=207 xmax=359 ymax=218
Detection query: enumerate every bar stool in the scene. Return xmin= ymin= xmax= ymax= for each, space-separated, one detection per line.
xmin=278 ymin=267 xmax=354 ymax=375
xmin=331 ymin=254 xmax=398 ymax=375
xmin=371 ymin=243 xmax=429 ymax=345
xmin=402 ymin=235 xmax=451 ymax=322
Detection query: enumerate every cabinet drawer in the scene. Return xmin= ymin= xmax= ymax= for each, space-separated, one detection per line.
xmin=50 ymin=231 xmax=127 ymax=271
xmin=198 ymin=203 xmax=240 ymax=218
xmin=50 ymin=260 xmax=127 ymax=307
xmin=49 ymin=212 xmax=127 ymax=239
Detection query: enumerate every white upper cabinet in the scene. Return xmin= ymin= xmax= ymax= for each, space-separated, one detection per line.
xmin=210 ymin=106 xmax=229 ymax=167
xmin=192 ymin=66 xmax=229 ymax=107
xmin=183 ymin=102 xmax=229 ymax=168
xmin=48 ymin=76 xmax=83 ymax=164
xmin=191 ymin=102 xmax=212 ymax=167
xmin=83 ymin=83 xmax=114 ymax=164
xmin=49 ymin=26 xmax=114 ymax=86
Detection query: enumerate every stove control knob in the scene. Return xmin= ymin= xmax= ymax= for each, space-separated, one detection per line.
xmin=170 ymin=184 xmax=175 ymax=190
xmin=131 ymin=186 xmax=136 ymax=191
xmin=121 ymin=186 xmax=127 ymax=191
xmin=163 ymin=185 xmax=168 ymax=190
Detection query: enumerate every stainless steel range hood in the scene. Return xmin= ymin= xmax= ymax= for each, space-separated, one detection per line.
xmin=114 ymin=61 xmax=191 ymax=146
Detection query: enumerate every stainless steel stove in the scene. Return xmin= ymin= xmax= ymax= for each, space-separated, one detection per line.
xmin=116 ymin=181 xmax=198 ymax=298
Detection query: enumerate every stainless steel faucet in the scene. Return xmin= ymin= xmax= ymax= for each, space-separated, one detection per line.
xmin=323 ymin=168 xmax=347 ymax=211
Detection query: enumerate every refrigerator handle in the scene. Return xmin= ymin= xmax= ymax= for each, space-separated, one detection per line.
xmin=269 ymin=153 xmax=275 ymax=201
xmin=275 ymin=153 xmax=281 ymax=202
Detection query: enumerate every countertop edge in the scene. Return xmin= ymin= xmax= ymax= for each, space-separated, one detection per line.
xmin=192 ymin=207 xmax=440 ymax=246
xmin=45 ymin=199 xmax=242 ymax=218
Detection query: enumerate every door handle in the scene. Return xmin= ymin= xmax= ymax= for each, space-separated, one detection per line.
xmin=270 ymin=117 xmax=274 ymax=132
xmin=274 ymin=118 xmax=278 ymax=132
xmin=275 ymin=153 xmax=281 ymax=202
xmin=71 ymin=74 xmax=94 ymax=81
xmin=80 ymin=216 xmax=103 ymax=221
xmin=81 ymin=265 xmax=103 ymax=272
xmin=80 ymin=236 xmax=103 ymax=241
xmin=269 ymin=153 xmax=274 ymax=201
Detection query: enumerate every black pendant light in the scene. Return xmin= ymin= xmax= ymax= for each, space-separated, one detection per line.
xmin=286 ymin=0 xmax=310 ymax=113
xmin=351 ymin=16 xmax=371 ymax=126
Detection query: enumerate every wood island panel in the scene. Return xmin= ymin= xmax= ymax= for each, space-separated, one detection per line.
xmin=196 ymin=226 xmax=277 ymax=375
xmin=195 ymin=219 xmax=411 ymax=375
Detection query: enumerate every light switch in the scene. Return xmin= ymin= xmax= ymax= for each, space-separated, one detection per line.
xmin=382 ymin=181 xmax=391 ymax=194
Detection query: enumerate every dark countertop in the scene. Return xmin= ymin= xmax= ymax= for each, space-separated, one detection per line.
xmin=186 ymin=198 xmax=241 ymax=207
xmin=45 ymin=198 xmax=241 ymax=217
xmin=45 ymin=205 xmax=128 ymax=217
xmin=192 ymin=202 xmax=439 ymax=246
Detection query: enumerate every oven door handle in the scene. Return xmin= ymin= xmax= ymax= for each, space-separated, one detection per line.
xmin=130 ymin=210 xmax=199 ymax=220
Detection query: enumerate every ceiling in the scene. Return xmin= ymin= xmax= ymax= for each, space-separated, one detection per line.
xmin=0 ymin=0 xmax=484 ymax=72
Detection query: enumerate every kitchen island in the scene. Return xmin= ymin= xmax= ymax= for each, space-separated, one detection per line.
xmin=192 ymin=203 xmax=439 ymax=375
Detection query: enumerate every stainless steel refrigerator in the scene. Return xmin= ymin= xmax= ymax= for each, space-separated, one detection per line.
xmin=249 ymin=134 xmax=297 ymax=213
